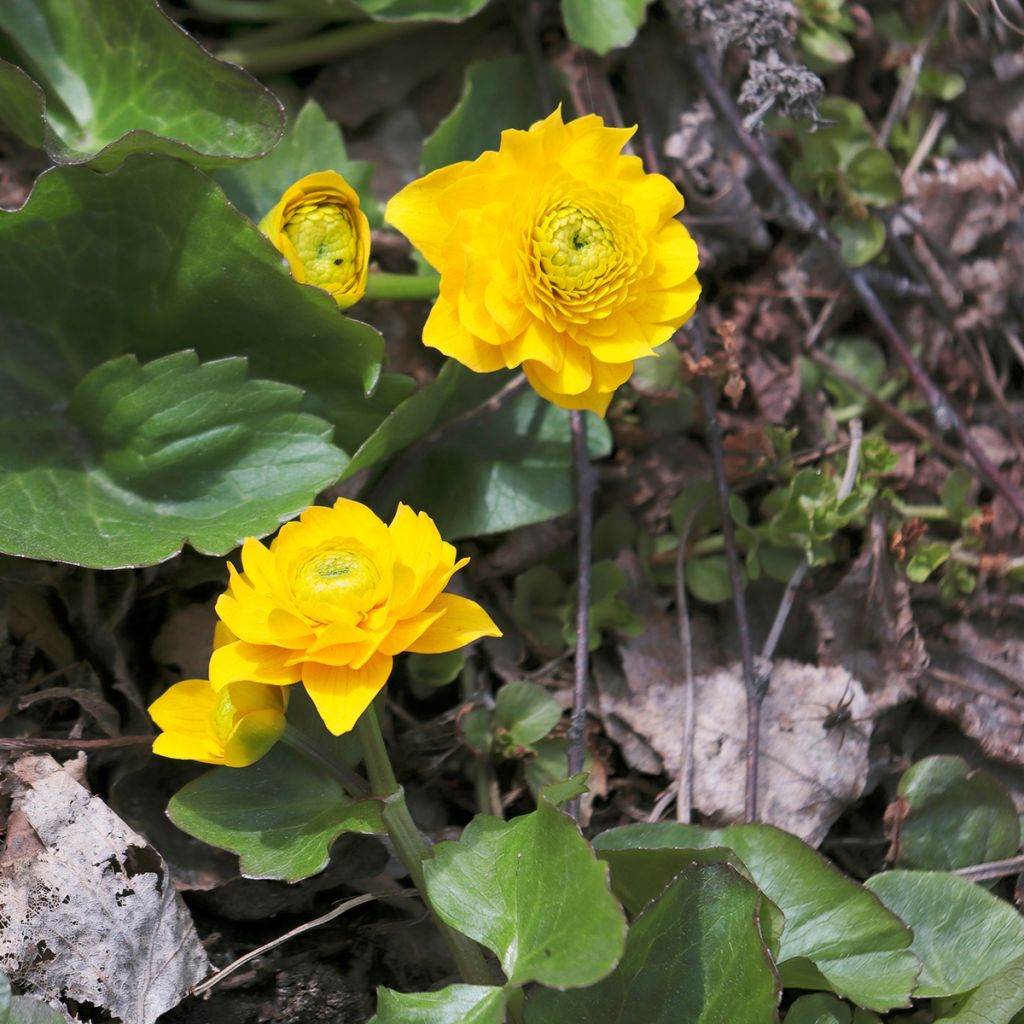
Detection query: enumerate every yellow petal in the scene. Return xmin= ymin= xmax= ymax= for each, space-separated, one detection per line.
xmin=405 ymin=593 xmax=502 ymax=654
xmin=209 ymin=640 xmax=302 ymax=689
xmin=423 ymin=295 xmax=508 ymax=373
xmin=385 ymin=161 xmax=472 ymax=269
xmin=302 ymin=653 xmax=394 ymax=735
xmin=221 ymin=708 xmax=288 ymax=767
xmin=524 ymin=362 xmax=615 ymax=416
xmin=152 ymin=731 xmax=225 ymax=765
xmin=378 ymin=608 xmax=446 ymax=657
xmin=148 ymin=679 xmax=218 ymax=735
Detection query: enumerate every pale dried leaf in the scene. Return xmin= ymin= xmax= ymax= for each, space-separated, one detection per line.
xmin=0 ymin=755 xmax=210 ymax=1024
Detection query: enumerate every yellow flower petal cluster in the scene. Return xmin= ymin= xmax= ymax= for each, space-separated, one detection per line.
xmin=384 ymin=108 xmax=701 ymax=415
xmin=209 ymin=499 xmax=501 ymax=735
xmin=149 ymin=678 xmax=287 ymax=767
xmin=259 ymin=170 xmax=370 ymax=309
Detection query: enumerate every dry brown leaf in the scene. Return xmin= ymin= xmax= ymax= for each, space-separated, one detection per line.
xmin=593 ymin=611 xmax=873 ymax=845
xmin=0 ymin=754 xmax=209 ymax=1024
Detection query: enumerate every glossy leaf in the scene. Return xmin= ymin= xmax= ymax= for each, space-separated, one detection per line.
xmin=865 ymin=871 xmax=1024 ymax=997
xmin=425 ymin=796 xmax=626 ymax=987
xmin=0 ymin=351 xmax=347 ymax=567
xmin=526 ymin=862 xmax=780 ymax=1024
xmin=832 ymin=211 xmax=886 ymax=267
xmin=561 ymin=0 xmax=651 ymax=55
xmin=422 ymin=55 xmax=567 ymax=172
xmin=168 ymin=745 xmax=383 ymax=882
xmin=0 ymin=156 xmax=386 ymax=561
xmin=372 ymin=985 xmax=506 ymax=1024
xmin=278 ymin=0 xmax=490 ymax=20
xmin=0 ymin=0 xmax=282 ymax=169
xmin=594 ymin=823 xmax=918 ymax=1011
xmin=363 ymin=365 xmax=612 ymax=539
xmin=893 ymin=756 xmax=1020 ymax=871
xmin=216 ymin=99 xmax=381 ymax=227
xmin=931 ymin=956 xmax=1024 ymax=1024
xmin=783 ymin=993 xmax=880 ymax=1024
xmin=686 ymin=555 xmax=734 ymax=603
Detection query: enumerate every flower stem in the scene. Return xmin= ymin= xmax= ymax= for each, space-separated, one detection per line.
xmin=566 ymin=409 xmax=595 ymax=822
xmin=363 ymin=271 xmax=441 ymax=302
xmin=355 ymin=702 xmax=493 ymax=985
xmin=280 ymin=724 xmax=369 ymax=799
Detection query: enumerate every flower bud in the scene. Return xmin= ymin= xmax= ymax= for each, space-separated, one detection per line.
xmin=259 ymin=171 xmax=370 ymax=310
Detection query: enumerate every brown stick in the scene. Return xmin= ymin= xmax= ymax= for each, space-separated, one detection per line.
xmin=0 ymin=735 xmax=153 ymax=751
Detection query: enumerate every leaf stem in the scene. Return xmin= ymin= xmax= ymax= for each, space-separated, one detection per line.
xmin=566 ymin=408 xmax=596 ymax=822
xmin=363 ymin=271 xmax=441 ymax=302
xmin=217 ymin=20 xmax=420 ymax=74
xmin=355 ymin=702 xmax=493 ymax=985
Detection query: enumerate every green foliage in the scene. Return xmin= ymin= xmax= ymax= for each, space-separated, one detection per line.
xmin=561 ymin=0 xmax=652 ymax=55
xmin=371 ymin=985 xmax=506 ymax=1024
xmin=893 ymin=756 xmax=1021 ymax=871
xmin=784 ymin=993 xmax=880 ymax=1024
xmin=167 ymin=745 xmax=383 ymax=882
xmin=865 ymin=872 xmax=1024 ymax=997
xmin=795 ymin=0 xmax=855 ymax=73
xmin=525 ymin=862 xmax=780 ymax=1023
xmin=216 ymin=99 xmax=381 ymax=226
xmin=929 ymin=956 xmax=1024 ymax=1024
xmin=564 ymin=562 xmax=645 ymax=650
xmin=788 ymin=98 xmax=901 ymax=265
xmin=424 ymin=795 xmax=627 ymax=988
xmin=406 ymin=650 xmax=466 ymax=692
xmin=594 ymin=823 xmax=919 ymax=1011
xmin=0 ymin=971 xmax=67 ymax=1024
xmin=0 ymin=0 xmax=282 ymax=169
xmin=0 ymin=157 xmax=388 ymax=565
xmin=276 ymin=0 xmax=490 ymax=20
xmin=422 ymin=55 xmax=568 ymax=172
xmin=493 ymin=682 xmax=563 ymax=751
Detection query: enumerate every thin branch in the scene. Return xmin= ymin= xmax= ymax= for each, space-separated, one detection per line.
xmin=690 ymin=318 xmax=762 ymax=822
xmin=680 ymin=41 xmax=1024 ymax=523
xmin=761 ymin=419 xmax=863 ymax=664
xmin=878 ymin=5 xmax=946 ymax=147
xmin=192 ymin=893 xmax=384 ymax=996
xmin=566 ymin=409 xmax=596 ymax=822
xmin=0 ymin=735 xmax=153 ymax=751
xmin=954 ymin=854 xmax=1024 ymax=883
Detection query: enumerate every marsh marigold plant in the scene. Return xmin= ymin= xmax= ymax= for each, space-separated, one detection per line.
xmin=259 ymin=170 xmax=370 ymax=309
xmin=208 ymin=499 xmax=501 ymax=735
xmin=385 ymin=108 xmax=701 ymax=415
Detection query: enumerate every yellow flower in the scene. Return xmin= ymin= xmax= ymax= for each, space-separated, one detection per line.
xmin=149 ymin=678 xmax=288 ymax=767
xmin=384 ymin=108 xmax=701 ymax=415
xmin=209 ymin=499 xmax=501 ymax=735
xmin=259 ymin=171 xmax=371 ymax=309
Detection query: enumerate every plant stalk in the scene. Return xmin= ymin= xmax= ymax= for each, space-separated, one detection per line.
xmin=355 ymin=702 xmax=492 ymax=984
xmin=363 ymin=271 xmax=441 ymax=302
xmin=566 ymin=409 xmax=595 ymax=822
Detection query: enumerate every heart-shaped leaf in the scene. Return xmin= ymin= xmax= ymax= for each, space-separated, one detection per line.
xmin=167 ymin=745 xmax=383 ymax=882
xmin=594 ymin=823 xmax=918 ymax=1011
xmin=0 ymin=0 xmax=282 ymax=169
xmin=561 ymin=0 xmax=651 ymax=55
xmin=525 ymin=862 xmax=780 ymax=1023
xmin=424 ymin=795 xmax=626 ymax=987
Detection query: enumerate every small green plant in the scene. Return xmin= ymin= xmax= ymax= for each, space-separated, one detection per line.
xmin=795 ymin=0 xmax=856 ymax=73
xmin=788 ymin=98 xmax=902 ymax=265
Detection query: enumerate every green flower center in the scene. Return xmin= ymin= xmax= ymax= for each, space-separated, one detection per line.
xmin=534 ymin=202 xmax=617 ymax=294
xmin=284 ymin=202 xmax=361 ymax=293
xmin=293 ymin=548 xmax=380 ymax=613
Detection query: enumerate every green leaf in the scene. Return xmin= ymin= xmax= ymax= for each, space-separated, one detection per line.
xmin=0 ymin=59 xmax=44 ymax=147
xmin=524 ymin=738 xmax=573 ymax=798
xmin=0 ymin=350 xmax=345 ymax=567
xmin=831 ymin=211 xmax=886 ymax=266
xmin=372 ymin=984 xmax=506 ymax=1024
xmin=940 ymin=468 xmax=974 ymax=522
xmin=593 ymin=823 xmax=918 ymax=1011
xmin=424 ymin=798 xmax=626 ymax=987
xmin=406 ymin=650 xmax=466 ymax=689
xmin=0 ymin=0 xmax=282 ymax=169
xmin=865 ymin=871 xmax=1024 ymax=997
xmin=216 ymin=99 xmax=381 ymax=227
xmin=799 ymin=24 xmax=855 ymax=72
xmin=167 ymin=745 xmax=383 ymax=882
xmin=929 ymin=955 xmax=1024 ymax=1024
xmin=916 ymin=68 xmax=966 ymax=101
xmin=368 ymin=372 xmax=612 ymax=539
xmin=494 ymin=682 xmax=562 ymax=748
xmin=561 ymin=0 xmax=651 ymax=55
xmin=525 ymin=862 xmax=780 ymax=1024
xmin=513 ymin=565 xmax=570 ymax=653
xmin=685 ymin=555 xmax=735 ymax=603
xmin=564 ymin=561 xmax=644 ymax=650
xmin=893 ymin=756 xmax=1020 ymax=871
xmin=0 ymin=972 xmax=68 ymax=1024
xmin=846 ymin=148 xmax=902 ymax=206
xmin=422 ymin=55 xmax=567 ymax=172
xmin=821 ymin=337 xmax=887 ymax=405
xmin=671 ymin=480 xmax=721 ymax=537
xmin=906 ymin=542 xmax=951 ymax=582
xmin=784 ymin=993 xmax=852 ymax=1024
xmin=0 ymin=156 xmax=387 ymax=560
